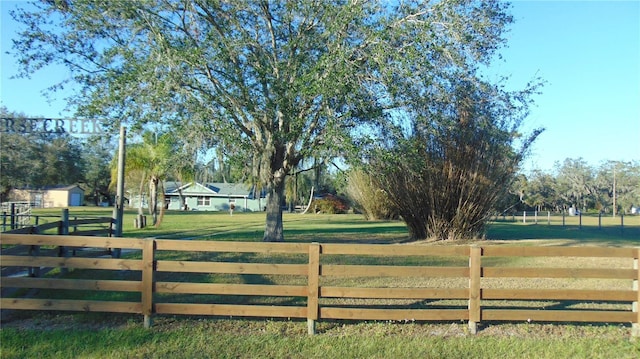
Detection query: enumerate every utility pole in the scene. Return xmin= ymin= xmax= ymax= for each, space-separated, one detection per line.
xmin=612 ymin=167 xmax=616 ymax=217
xmin=112 ymin=126 xmax=126 ymax=257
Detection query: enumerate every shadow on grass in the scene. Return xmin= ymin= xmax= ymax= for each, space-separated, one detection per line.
xmin=177 ymin=220 xmax=412 ymax=244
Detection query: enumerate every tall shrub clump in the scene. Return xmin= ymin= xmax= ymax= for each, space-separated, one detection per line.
xmin=368 ymin=79 xmax=542 ymax=241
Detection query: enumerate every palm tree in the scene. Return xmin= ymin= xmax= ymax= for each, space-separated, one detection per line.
xmin=112 ymin=131 xmax=189 ymax=226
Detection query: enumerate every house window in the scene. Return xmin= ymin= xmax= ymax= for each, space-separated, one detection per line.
xmin=197 ymin=196 xmax=210 ymax=206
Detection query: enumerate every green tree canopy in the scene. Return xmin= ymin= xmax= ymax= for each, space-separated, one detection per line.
xmin=82 ymin=138 xmax=115 ymax=206
xmin=554 ymin=158 xmax=597 ymax=212
xmin=521 ymin=169 xmax=559 ymax=212
xmin=508 ymin=159 xmax=639 ymax=215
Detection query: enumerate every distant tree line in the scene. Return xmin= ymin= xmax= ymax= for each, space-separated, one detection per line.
xmin=512 ymin=158 xmax=639 ymax=215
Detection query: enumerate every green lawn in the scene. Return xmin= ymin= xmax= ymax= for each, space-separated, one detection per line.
xmin=2 ymin=319 xmax=638 ymax=359
xmin=24 ymin=207 xmax=640 ymax=245
xmin=2 ymin=208 xmax=639 ymax=358
xmin=487 ymin=213 xmax=640 ymax=247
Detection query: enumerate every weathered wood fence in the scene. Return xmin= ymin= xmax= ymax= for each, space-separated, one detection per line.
xmin=1 ymin=234 xmax=638 ymax=336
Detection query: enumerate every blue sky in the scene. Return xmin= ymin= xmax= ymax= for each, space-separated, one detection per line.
xmin=492 ymin=1 xmax=640 ymax=172
xmin=1 ymin=1 xmax=639 ymax=173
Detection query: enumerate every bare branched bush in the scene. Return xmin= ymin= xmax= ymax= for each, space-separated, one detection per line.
xmin=368 ymin=78 xmax=542 ymax=241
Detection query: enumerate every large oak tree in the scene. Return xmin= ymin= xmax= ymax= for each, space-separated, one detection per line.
xmin=10 ymin=0 xmax=518 ymax=241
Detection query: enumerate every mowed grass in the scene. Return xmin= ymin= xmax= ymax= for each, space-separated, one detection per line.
xmin=2 ymin=208 xmax=640 ymax=358
xmin=25 ymin=208 xmax=407 ymax=241
xmin=2 ymin=318 xmax=638 ymax=359
xmin=26 ymin=207 xmax=640 ymax=244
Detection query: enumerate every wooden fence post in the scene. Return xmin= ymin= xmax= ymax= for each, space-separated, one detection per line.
xmin=633 ymin=249 xmax=639 ymax=337
xmin=468 ymin=246 xmax=482 ymax=334
xmin=598 ymin=212 xmax=602 ymax=229
xmin=307 ymin=243 xmax=320 ymax=335
xmin=10 ymin=203 xmax=16 ymax=229
xmin=141 ymin=239 xmax=156 ymax=328
xmin=28 ymin=226 xmax=40 ymax=277
xmin=58 ymin=209 xmax=70 ymax=274
xmin=579 ymin=212 xmax=582 ymax=230
xmin=59 ymin=209 xmax=69 ymax=235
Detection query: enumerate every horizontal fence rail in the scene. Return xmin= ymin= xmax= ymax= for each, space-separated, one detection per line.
xmin=2 ymin=208 xmax=114 ymax=237
xmin=0 ymin=234 xmax=638 ymax=336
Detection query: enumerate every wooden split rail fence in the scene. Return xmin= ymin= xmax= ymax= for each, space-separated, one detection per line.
xmin=1 ymin=211 xmax=115 ymax=280
xmin=2 ymin=209 xmax=113 ymax=237
xmin=0 ymin=234 xmax=638 ymax=336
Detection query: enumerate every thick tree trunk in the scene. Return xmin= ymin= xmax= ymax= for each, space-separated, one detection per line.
xmin=263 ymin=177 xmax=285 ymax=242
xmin=178 ymin=189 xmax=186 ymax=210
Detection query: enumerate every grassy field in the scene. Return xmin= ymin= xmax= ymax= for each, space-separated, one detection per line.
xmin=20 ymin=207 xmax=640 ymax=244
xmin=2 ymin=208 xmax=640 ymax=358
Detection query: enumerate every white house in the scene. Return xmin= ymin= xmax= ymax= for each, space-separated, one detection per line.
xmin=163 ymin=182 xmax=266 ymax=212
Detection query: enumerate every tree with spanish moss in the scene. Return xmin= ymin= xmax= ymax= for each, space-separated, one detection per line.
xmin=10 ymin=0 xmax=523 ymax=241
